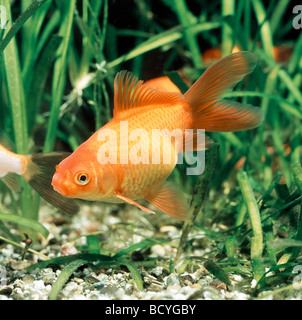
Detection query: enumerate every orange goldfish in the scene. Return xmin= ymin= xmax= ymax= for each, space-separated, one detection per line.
xmin=0 ymin=141 xmax=78 ymax=214
xmin=52 ymin=52 xmax=264 ymax=221
xmin=144 ymin=75 xmax=182 ymax=93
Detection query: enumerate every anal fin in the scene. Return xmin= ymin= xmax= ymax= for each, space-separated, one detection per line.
xmin=2 ymin=173 xmax=21 ymax=192
xmin=145 ymin=181 xmax=190 ymax=221
xmin=115 ymin=193 xmax=155 ymax=214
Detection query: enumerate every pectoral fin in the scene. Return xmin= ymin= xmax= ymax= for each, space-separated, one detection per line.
xmin=145 ymin=181 xmax=190 ymax=221
xmin=115 ymin=193 xmax=155 ymax=214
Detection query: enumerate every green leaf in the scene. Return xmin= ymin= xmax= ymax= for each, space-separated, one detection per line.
xmin=107 ymin=21 xmax=220 ymax=69
xmin=26 ymin=253 xmax=114 ymax=271
xmin=48 ymin=259 xmax=87 ymax=300
xmin=166 ymin=70 xmax=189 ymax=94
xmin=121 ymin=261 xmax=144 ymax=290
xmin=269 ymin=239 xmax=302 ymax=250
xmin=112 ymin=238 xmax=169 ymax=259
xmin=43 ymin=0 xmax=76 ymax=152
xmin=204 ymin=260 xmax=231 ymax=285
xmin=1 ymin=0 xmax=38 ymax=222
xmin=83 ymin=235 xmax=102 ymax=254
xmin=0 ymin=212 xmax=49 ymax=238
xmin=0 ymin=0 xmax=49 ymax=53
xmin=27 ymin=34 xmax=62 ymax=128
xmin=251 ymin=0 xmax=274 ymax=59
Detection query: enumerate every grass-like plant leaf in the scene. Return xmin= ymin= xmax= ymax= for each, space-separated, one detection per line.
xmin=0 ymin=0 xmax=48 ymax=53
xmin=27 ymin=252 xmax=144 ymax=297
xmin=48 ymin=259 xmax=88 ymax=300
xmin=0 ymin=213 xmax=49 ymax=238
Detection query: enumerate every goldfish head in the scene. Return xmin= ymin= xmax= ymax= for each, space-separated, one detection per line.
xmin=52 ymin=159 xmax=95 ymax=200
xmin=51 ymin=145 xmax=117 ymax=201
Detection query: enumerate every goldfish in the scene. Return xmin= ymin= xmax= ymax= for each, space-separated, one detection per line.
xmin=201 ymin=44 xmax=294 ymax=65
xmin=0 ymin=140 xmax=79 ymax=214
xmin=52 ymin=51 xmax=264 ymax=221
xmin=144 ymin=75 xmax=182 ymax=93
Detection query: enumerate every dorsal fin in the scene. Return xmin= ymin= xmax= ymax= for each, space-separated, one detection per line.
xmin=113 ymin=71 xmax=183 ymax=116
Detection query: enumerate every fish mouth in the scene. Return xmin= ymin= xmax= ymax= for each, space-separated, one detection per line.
xmin=52 ymin=184 xmax=68 ymax=197
xmin=51 ymin=173 xmax=70 ymax=197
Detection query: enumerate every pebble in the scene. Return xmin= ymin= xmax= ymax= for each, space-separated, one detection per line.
xmin=251 ymin=279 xmax=258 ymax=288
xmin=151 ymin=244 xmax=165 ymax=257
xmin=74 ymin=277 xmax=84 ymax=284
xmin=93 ymin=282 xmax=105 ymax=289
xmin=166 ymin=285 xmax=181 ymax=292
xmin=61 ymin=243 xmax=78 ymax=256
xmin=33 ymin=280 xmax=45 ymax=291
xmin=203 ymin=287 xmax=224 ymax=300
xmin=10 ymin=260 xmax=32 ymax=270
xmin=232 ymin=274 xmax=243 ymax=282
xmin=147 ymin=283 xmax=163 ymax=292
xmin=0 ymin=286 xmax=13 ymax=296
xmin=183 ymin=279 xmax=192 ymax=286
xmin=151 ymin=266 xmax=163 ymax=276
xmin=163 ymin=273 xmax=180 ymax=287
xmin=22 ymin=275 xmax=35 ymax=284
xmin=159 ymin=226 xmax=179 ymax=237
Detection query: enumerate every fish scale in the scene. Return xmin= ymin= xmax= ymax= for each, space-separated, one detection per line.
xmin=100 ymin=103 xmax=191 ymax=199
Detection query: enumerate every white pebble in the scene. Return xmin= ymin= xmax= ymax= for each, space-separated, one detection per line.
xmin=251 ymin=279 xmax=257 ymax=288
xmin=232 ymin=275 xmax=243 ymax=282
xmin=151 ymin=267 xmax=163 ymax=276
xmin=33 ymin=280 xmax=45 ymax=290
xmin=61 ymin=243 xmax=78 ymax=256
xmin=164 ymin=273 xmax=180 ymax=287
xmin=151 ymin=245 xmax=165 ymax=257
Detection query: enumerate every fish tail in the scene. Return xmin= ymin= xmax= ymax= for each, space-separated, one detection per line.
xmin=23 ymin=153 xmax=79 ymax=214
xmin=184 ymin=51 xmax=264 ymax=132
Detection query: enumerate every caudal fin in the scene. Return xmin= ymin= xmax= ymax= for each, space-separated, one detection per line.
xmin=184 ymin=51 xmax=264 ymax=132
xmin=23 ymin=153 xmax=79 ymax=214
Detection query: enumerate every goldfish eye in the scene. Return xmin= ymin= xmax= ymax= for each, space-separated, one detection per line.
xmin=75 ymin=173 xmax=90 ymax=186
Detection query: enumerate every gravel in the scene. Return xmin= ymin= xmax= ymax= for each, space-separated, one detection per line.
xmin=0 ymin=202 xmax=301 ymax=300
